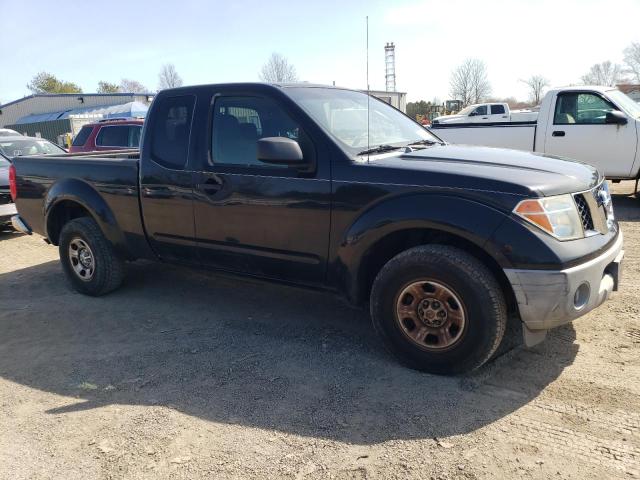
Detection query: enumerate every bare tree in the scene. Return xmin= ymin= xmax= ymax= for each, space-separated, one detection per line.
xmin=158 ymin=63 xmax=183 ymax=90
xmin=259 ymin=53 xmax=298 ymax=83
xmin=581 ymin=61 xmax=626 ymax=87
xmin=521 ymin=75 xmax=550 ymax=105
xmin=449 ymin=59 xmax=491 ymax=106
xmin=119 ymin=78 xmax=149 ymax=93
xmin=624 ymin=42 xmax=640 ymax=83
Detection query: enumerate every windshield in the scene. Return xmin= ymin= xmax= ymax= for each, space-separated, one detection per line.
xmin=608 ymin=89 xmax=640 ymax=119
xmin=0 ymin=138 xmax=65 ymax=157
xmin=457 ymin=105 xmax=475 ymax=115
xmin=284 ymin=87 xmax=440 ymax=156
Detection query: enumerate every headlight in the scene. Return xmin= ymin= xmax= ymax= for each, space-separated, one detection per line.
xmin=514 ymin=194 xmax=583 ymax=240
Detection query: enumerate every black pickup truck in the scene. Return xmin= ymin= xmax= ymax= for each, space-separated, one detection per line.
xmin=9 ymin=83 xmax=624 ymax=374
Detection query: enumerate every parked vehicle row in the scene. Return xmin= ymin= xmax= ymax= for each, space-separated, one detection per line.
xmin=9 ymin=83 xmax=624 ymax=375
xmin=430 ymin=86 xmax=640 ymax=182
xmin=0 ymin=136 xmax=66 ymax=226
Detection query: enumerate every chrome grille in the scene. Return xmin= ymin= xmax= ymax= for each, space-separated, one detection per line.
xmin=574 ymin=194 xmax=594 ymax=231
xmin=573 ymin=181 xmax=613 ymax=236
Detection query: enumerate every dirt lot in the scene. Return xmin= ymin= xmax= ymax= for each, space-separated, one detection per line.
xmin=0 ymin=182 xmax=639 ymax=480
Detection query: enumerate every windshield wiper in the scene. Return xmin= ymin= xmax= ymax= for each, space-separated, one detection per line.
xmin=406 ymin=139 xmax=443 ymax=147
xmin=356 ymin=144 xmax=403 ymax=156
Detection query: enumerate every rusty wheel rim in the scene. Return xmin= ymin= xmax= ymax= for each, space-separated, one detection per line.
xmin=395 ymin=279 xmax=466 ymax=351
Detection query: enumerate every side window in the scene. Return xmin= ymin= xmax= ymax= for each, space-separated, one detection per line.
xmin=472 ymin=105 xmax=487 ymax=115
xmin=211 ymin=96 xmax=311 ymax=168
xmin=150 ymin=95 xmax=195 ymax=169
xmin=554 ymin=93 xmax=616 ymax=125
xmin=491 ymin=104 xmax=506 ymax=115
xmin=96 ymin=126 xmax=129 ymax=147
xmin=72 ymin=125 xmax=93 ymax=146
xmin=128 ymin=125 xmax=142 ymax=147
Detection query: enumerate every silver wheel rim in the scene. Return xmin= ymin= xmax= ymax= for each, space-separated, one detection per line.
xmin=395 ymin=279 xmax=467 ymax=351
xmin=68 ymin=238 xmax=95 ymax=282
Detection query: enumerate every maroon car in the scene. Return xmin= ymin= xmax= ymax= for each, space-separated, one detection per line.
xmin=69 ymin=118 xmax=144 ymax=153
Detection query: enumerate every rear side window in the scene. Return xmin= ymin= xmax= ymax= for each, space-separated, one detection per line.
xmin=150 ymin=95 xmax=195 ymax=169
xmin=128 ymin=125 xmax=142 ymax=147
xmin=96 ymin=126 xmax=129 ymax=147
xmin=491 ymin=104 xmax=506 ymax=114
xmin=72 ymin=125 xmax=93 ymax=146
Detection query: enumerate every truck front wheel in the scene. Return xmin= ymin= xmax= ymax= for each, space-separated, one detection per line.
xmin=59 ymin=217 xmax=124 ymax=296
xmin=370 ymin=245 xmax=507 ymax=375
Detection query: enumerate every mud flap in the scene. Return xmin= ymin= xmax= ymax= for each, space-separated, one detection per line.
xmin=523 ymin=324 xmax=547 ymax=347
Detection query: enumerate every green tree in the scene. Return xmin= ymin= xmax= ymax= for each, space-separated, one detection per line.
xmin=97 ymin=81 xmax=120 ymax=93
xmin=27 ymin=72 xmax=82 ymax=94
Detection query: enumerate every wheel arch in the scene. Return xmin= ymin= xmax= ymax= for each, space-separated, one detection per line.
xmin=44 ymin=178 xmax=124 ymax=249
xmin=335 ymin=194 xmax=515 ymax=310
xmin=354 ymin=227 xmax=516 ymax=312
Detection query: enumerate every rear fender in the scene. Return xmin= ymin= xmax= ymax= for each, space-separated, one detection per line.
xmin=44 ymin=178 xmax=124 ymax=249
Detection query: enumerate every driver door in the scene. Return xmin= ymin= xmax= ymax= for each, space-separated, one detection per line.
xmin=469 ymin=105 xmax=489 ymax=123
xmin=192 ymin=91 xmax=331 ymax=285
xmin=544 ymin=91 xmax=637 ymax=177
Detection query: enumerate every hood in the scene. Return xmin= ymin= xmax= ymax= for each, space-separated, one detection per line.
xmin=433 ymin=115 xmax=465 ymax=123
xmin=366 ymin=144 xmax=601 ymax=198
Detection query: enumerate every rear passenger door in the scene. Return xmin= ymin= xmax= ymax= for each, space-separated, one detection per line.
xmin=192 ymin=90 xmax=331 ymax=285
xmin=139 ymin=94 xmax=198 ymax=262
xmin=489 ymin=104 xmax=508 ymax=122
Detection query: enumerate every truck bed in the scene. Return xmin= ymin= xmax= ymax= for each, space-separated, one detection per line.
xmin=430 ymin=122 xmax=537 ymax=152
xmin=11 ymin=150 xmax=151 ymax=259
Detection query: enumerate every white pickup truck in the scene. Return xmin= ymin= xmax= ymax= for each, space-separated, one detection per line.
xmin=430 ymin=86 xmax=640 ymax=183
xmin=432 ymin=102 xmax=538 ymax=124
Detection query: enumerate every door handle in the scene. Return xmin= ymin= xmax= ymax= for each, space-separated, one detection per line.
xmin=482 ymin=117 xmax=489 ymax=120
xmin=552 ymin=131 xmax=565 ymax=137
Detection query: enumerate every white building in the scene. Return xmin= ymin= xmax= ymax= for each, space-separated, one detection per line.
xmin=367 ymin=90 xmax=408 ymax=113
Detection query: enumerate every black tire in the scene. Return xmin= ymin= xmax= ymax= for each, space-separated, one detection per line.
xmin=370 ymin=245 xmax=507 ymax=375
xmin=59 ymin=217 xmax=124 ymax=296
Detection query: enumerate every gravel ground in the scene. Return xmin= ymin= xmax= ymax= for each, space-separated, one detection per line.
xmin=0 ymin=181 xmax=638 ymax=480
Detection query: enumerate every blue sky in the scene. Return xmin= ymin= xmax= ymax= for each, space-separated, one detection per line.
xmin=1 ymin=0 xmax=639 ymax=104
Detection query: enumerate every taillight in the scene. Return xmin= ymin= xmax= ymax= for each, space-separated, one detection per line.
xmin=9 ymin=164 xmax=17 ymax=201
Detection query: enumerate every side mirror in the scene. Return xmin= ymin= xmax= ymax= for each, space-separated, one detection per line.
xmin=605 ymin=110 xmax=628 ymax=125
xmin=468 ymin=111 xmax=477 ymax=116
xmin=257 ymin=137 xmax=305 ymax=167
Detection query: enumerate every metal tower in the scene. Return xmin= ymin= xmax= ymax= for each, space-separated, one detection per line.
xmin=385 ymin=42 xmax=396 ymax=92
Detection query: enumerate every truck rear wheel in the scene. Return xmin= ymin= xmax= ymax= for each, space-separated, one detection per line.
xmin=370 ymin=245 xmax=506 ymax=375
xmin=59 ymin=217 xmax=124 ymax=296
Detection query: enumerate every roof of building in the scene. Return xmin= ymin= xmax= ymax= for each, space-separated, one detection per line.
xmin=0 ymin=92 xmax=154 ymax=110
xmin=14 ymin=101 xmax=149 ymax=125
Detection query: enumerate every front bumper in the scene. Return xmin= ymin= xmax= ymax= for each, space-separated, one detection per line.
xmin=0 ymin=202 xmax=17 ymax=223
xmin=504 ymin=230 xmax=624 ymax=345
